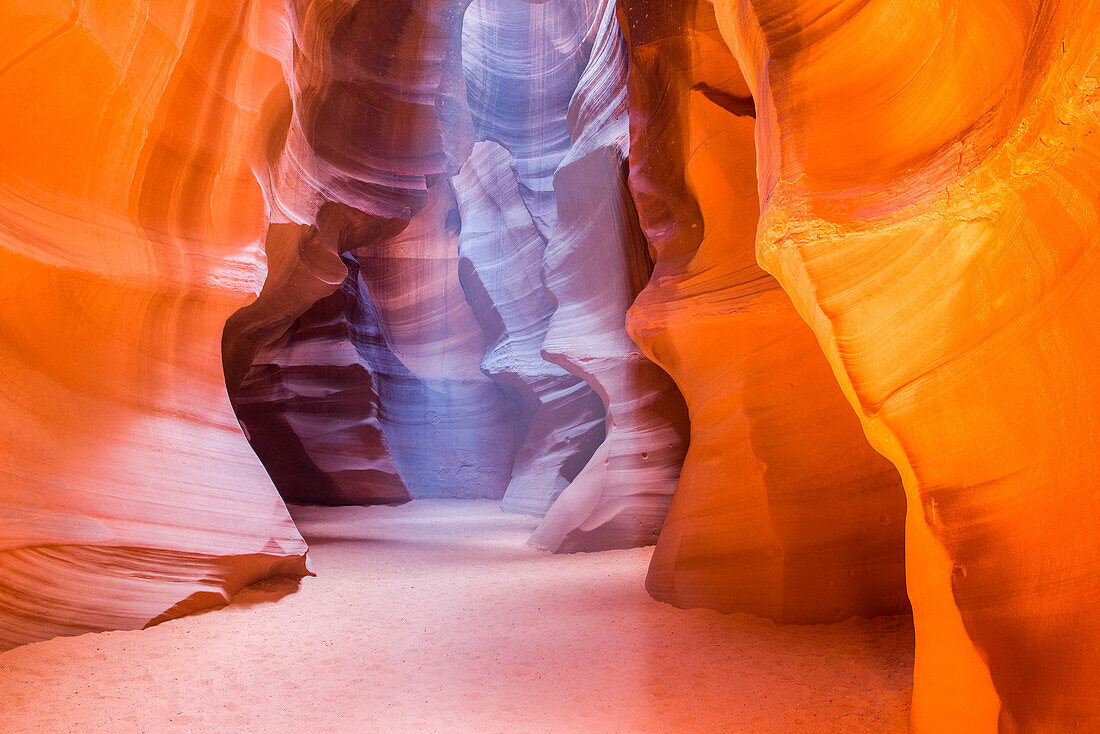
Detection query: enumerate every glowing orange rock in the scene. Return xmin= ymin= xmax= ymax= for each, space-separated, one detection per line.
xmin=622 ymin=0 xmax=907 ymax=623
xmin=0 ymin=0 xmax=309 ymax=649
xmin=715 ymin=0 xmax=1100 ymax=728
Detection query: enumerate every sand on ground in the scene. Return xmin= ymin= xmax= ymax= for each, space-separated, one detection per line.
xmin=0 ymin=500 xmax=914 ymax=733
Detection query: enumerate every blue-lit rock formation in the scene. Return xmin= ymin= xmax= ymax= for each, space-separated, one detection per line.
xmin=461 ymin=0 xmax=588 ymax=234
xmin=347 ymin=184 xmax=520 ymax=499
xmin=227 ymin=0 xmax=517 ymax=502
xmin=232 ymin=277 xmax=410 ymax=506
xmin=228 ymin=0 xmax=687 ymax=532
xmin=453 ymin=141 xmax=606 ymax=514
xmin=528 ymin=0 xmax=688 ymax=551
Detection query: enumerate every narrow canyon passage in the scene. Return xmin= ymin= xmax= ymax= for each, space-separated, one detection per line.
xmin=0 ymin=502 xmax=913 ymax=733
xmin=4 ymin=0 xmax=1099 ymax=728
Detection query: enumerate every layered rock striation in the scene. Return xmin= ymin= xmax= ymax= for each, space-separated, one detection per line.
xmin=231 ymin=0 xmax=688 ymax=537
xmin=453 ymin=141 xmax=606 ymax=514
xmin=226 ymin=0 xmax=523 ymax=501
xmin=231 ymin=273 xmax=410 ymax=506
xmin=458 ymin=0 xmax=622 ymax=517
xmin=348 ymin=182 xmax=520 ymax=499
xmin=0 ymin=0 xmax=310 ymax=650
xmin=529 ymin=0 xmax=690 ymax=552
xmin=621 ymin=0 xmax=907 ymax=623
xmin=714 ymin=0 xmax=1100 ymax=729
xmin=11 ymin=12 xmax=1098 ymax=733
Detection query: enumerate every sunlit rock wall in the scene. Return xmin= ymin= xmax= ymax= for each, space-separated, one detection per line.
xmin=620 ymin=0 xmax=907 ymax=623
xmin=714 ymin=0 xmax=1100 ymax=729
xmin=0 ymin=0 xmax=310 ymax=650
xmin=16 ymin=15 xmax=1098 ymax=733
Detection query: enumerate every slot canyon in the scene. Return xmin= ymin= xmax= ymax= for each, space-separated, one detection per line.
xmin=0 ymin=0 xmax=1097 ymax=731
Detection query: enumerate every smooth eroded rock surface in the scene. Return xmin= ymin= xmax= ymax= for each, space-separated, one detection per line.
xmin=226 ymin=0 xmax=522 ymax=501
xmin=529 ymin=0 xmax=690 ymax=552
xmin=231 ymin=274 xmax=410 ymax=506
xmin=621 ymin=0 xmax=907 ymax=623
xmin=715 ymin=0 xmax=1100 ymax=729
xmin=453 ymin=141 xmax=606 ymax=514
xmin=0 ymin=0 xmax=310 ymax=650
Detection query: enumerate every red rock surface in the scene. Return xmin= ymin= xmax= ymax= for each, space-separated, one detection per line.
xmin=0 ymin=0 xmax=309 ymax=650
xmin=5 ymin=2 xmax=1100 ymax=730
xmin=715 ymin=0 xmax=1100 ymax=728
xmin=621 ymin=0 xmax=907 ymax=623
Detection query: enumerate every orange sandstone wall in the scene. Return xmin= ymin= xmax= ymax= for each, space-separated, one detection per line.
xmin=714 ymin=0 xmax=1100 ymax=729
xmin=0 ymin=0 xmax=310 ymax=649
xmin=621 ymin=0 xmax=907 ymax=623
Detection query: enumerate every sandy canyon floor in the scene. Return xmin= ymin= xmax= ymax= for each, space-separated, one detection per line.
xmin=0 ymin=500 xmax=914 ymax=733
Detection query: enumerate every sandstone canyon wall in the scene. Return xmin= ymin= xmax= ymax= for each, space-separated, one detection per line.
xmin=458 ymin=0 xmax=611 ymax=515
xmin=452 ymin=141 xmax=607 ymax=515
xmin=621 ymin=0 xmax=908 ymax=623
xmin=222 ymin=0 xmax=516 ymax=502
xmin=0 ymin=0 xmax=310 ymax=650
xmin=231 ymin=276 xmax=410 ymax=506
xmin=712 ymin=0 xmax=1100 ymax=729
xmin=5 ymin=2 xmax=1100 ymax=731
xmin=226 ymin=0 xmax=689 ymax=546
xmin=528 ymin=0 xmax=690 ymax=552
xmin=349 ymin=181 xmax=521 ymax=499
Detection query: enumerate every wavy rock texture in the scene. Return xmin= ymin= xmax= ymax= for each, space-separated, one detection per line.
xmin=7 ymin=11 xmax=1099 ymax=734
xmin=232 ymin=0 xmax=685 ymax=528
xmin=714 ymin=0 xmax=1100 ymax=729
xmin=621 ymin=0 xmax=907 ymax=623
xmin=529 ymin=0 xmax=689 ymax=553
xmin=0 ymin=0 xmax=310 ymax=650
xmin=259 ymin=0 xmax=474 ymax=223
xmin=231 ymin=273 xmax=409 ymax=506
xmin=462 ymin=0 xmax=591 ymax=234
xmin=458 ymin=0 xmax=613 ymax=516
xmin=226 ymin=0 xmax=524 ymax=501
xmin=349 ymin=182 xmax=520 ymax=499
xmin=226 ymin=0 xmax=684 ymax=524
xmin=453 ymin=141 xmax=606 ymax=514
